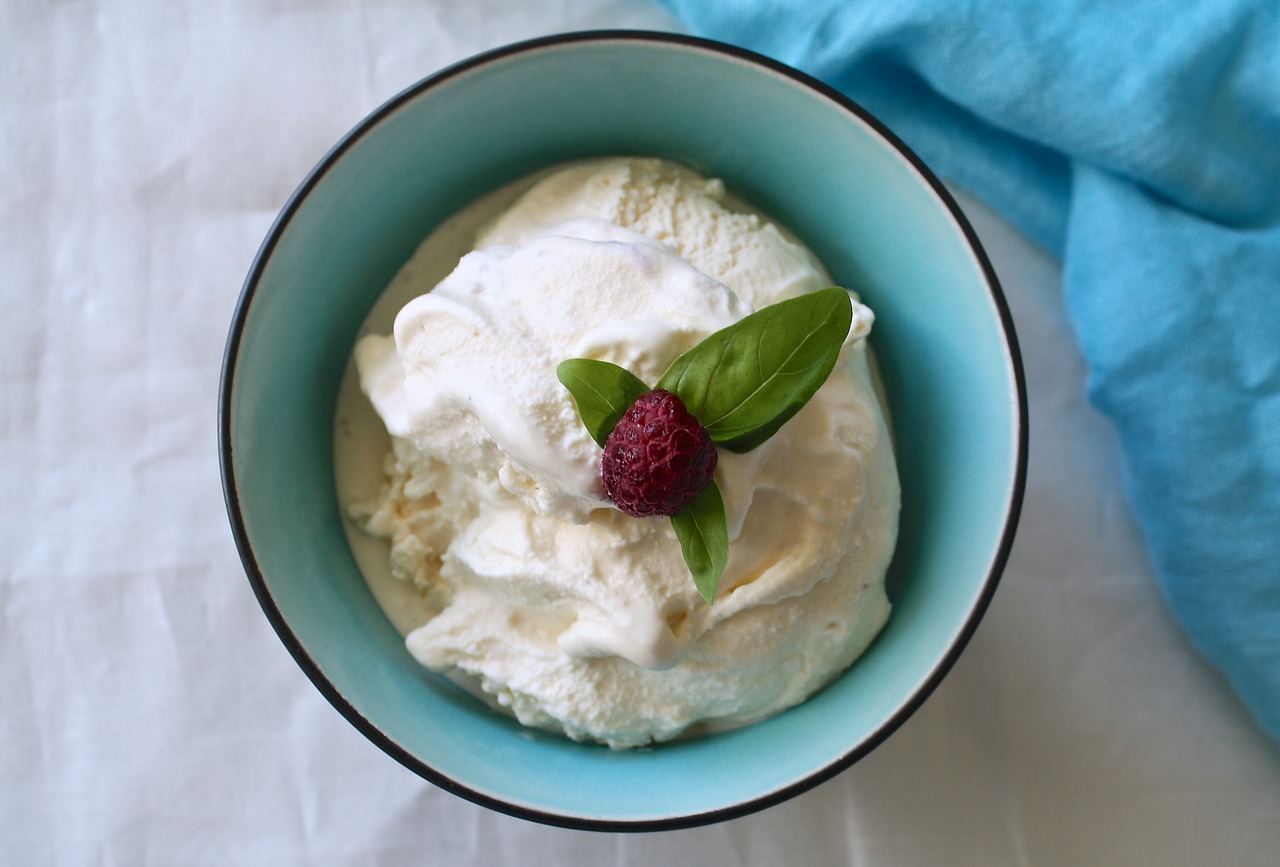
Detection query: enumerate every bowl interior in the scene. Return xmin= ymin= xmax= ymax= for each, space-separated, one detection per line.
xmin=224 ymin=33 xmax=1024 ymax=829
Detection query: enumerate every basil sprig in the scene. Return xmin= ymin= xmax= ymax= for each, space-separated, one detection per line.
xmin=557 ymin=287 xmax=855 ymax=603
xmin=656 ymin=287 xmax=854 ymax=453
xmin=670 ymin=483 xmax=730 ymax=604
xmin=554 ymin=358 xmax=650 ymax=447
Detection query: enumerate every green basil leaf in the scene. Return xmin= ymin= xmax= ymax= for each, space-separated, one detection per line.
xmin=670 ymin=481 xmax=729 ymax=604
xmin=656 ymin=287 xmax=853 ymax=453
xmin=556 ymin=358 xmax=651 ymax=447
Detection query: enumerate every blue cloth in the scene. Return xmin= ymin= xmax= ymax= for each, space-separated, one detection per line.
xmin=662 ymin=0 xmax=1280 ymax=741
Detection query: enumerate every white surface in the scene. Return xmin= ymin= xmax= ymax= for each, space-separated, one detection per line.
xmin=2 ymin=1 xmax=1277 ymax=864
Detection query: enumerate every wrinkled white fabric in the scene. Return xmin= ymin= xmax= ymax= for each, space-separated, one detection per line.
xmin=2 ymin=1 xmax=1278 ymax=864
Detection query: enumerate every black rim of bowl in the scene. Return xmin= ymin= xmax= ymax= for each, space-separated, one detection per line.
xmin=218 ymin=29 xmax=1029 ymax=833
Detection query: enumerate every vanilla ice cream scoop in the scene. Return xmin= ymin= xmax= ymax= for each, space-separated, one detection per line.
xmin=346 ymin=157 xmax=898 ymax=748
xmin=357 ymin=223 xmax=749 ymax=524
xmin=477 ymin=157 xmax=829 ymax=309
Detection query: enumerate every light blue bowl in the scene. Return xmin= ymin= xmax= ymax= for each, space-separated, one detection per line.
xmin=220 ymin=31 xmax=1026 ymax=830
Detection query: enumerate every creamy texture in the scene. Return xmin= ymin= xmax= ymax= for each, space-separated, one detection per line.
xmin=342 ymin=157 xmax=899 ymax=748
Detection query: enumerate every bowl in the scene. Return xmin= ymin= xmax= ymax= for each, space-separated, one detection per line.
xmin=219 ymin=31 xmax=1026 ymax=830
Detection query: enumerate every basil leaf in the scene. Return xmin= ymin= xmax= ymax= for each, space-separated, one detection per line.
xmin=670 ymin=481 xmax=729 ymax=604
xmin=656 ymin=287 xmax=853 ymax=453
xmin=556 ymin=358 xmax=651 ymax=447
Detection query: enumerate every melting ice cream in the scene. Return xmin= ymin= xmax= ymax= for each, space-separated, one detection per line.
xmin=340 ymin=157 xmax=899 ymax=748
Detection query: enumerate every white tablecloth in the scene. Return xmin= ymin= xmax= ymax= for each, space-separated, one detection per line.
xmin=3 ymin=1 xmax=1278 ymax=863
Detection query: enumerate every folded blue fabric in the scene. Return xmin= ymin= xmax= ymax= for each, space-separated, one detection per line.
xmin=661 ymin=0 xmax=1280 ymax=741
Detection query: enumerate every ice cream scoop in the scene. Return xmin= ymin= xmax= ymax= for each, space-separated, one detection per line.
xmin=347 ymin=157 xmax=899 ymax=747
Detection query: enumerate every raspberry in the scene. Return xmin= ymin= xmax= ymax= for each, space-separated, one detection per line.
xmin=601 ymin=390 xmax=718 ymax=517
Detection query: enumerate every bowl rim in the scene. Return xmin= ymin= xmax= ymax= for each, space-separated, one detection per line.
xmin=218 ymin=28 xmax=1029 ymax=832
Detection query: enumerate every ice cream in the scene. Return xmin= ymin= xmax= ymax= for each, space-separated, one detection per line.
xmin=340 ymin=157 xmax=899 ymax=748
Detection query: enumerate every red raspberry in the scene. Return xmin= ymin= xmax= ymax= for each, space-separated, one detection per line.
xmin=601 ymin=390 xmax=718 ymax=517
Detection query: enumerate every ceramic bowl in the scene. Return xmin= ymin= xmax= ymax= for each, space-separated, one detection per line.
xmin=220 ymin=31 xmax=1026 ymax=830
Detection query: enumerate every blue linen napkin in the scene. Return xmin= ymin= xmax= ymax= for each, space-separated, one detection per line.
xmin=661 ymin=0 xmax=1280 ymax=741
